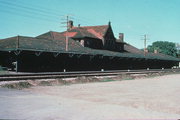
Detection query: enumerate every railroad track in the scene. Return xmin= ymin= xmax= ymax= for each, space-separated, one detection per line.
xmin=0 ymin=69 xmax=180 ymax=81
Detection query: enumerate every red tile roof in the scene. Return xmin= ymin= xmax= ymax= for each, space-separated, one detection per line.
xmin=124 ymin=43 xmax=144 ymax=54
xmin=37 ymin=31 xmax=65 ymax=40
xmin=0 ymin=36 xmax=179 ymax=62
xmin=68 ymin=27 xmax=98 ymax=39
xmin=74 ymin=25 xmax=109 ymax=39
xmin=63 ymin=32 xmax=77 ymax=37
xmin=1 ymin=23 xmax=179 ymax=62
xmin=37 ymin=25 xmax=109 ymax=40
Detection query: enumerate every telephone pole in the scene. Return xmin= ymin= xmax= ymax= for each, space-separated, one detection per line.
xmin=65 ymin=15 xmax=69 ymax=51
xmin=61 ymin=15 xmax=71 ymax=51
xmin=143 ymin=34 xmax=147 ymax=56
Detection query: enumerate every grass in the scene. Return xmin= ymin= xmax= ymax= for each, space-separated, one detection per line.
xmin=39 ymin=81 xmax=52 ymax=86
xmin=146 ymin=73 xmax=159 ymax=78
xmin=58 ymin=79 xmax=71 ymax=85
xmin=100 ymin=78 xmax=115 ymax=82
xmin=123 ymin=77 xmax=134 ymax=80
xmin=121 ymin=74 xmax=134 ymax=80
xmin=2 ymin=82 xmax=32 ymax=90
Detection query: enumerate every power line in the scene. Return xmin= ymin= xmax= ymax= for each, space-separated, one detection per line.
xmin=9 ymin=0 xmax=67 ymax=16
xmin=0 ymin=0 xmax=104 ymax=27
xmin=0 ymin=8 xmax=59 ymax=23
xmin=73 ymin=17 xmax=96 ymax=26
xmin=0 ymin=0 xmax=109 ymax=32
xmin=0 ymin=1 xmax=99 ymax=26
xmin=0 ymin=3 xmax=61 ymax=21
xmin=0 ymin=0 xmax=64 ymax=18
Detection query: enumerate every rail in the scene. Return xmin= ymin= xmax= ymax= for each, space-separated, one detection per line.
xmin=0 ymin=69 xmax=180 ymax=81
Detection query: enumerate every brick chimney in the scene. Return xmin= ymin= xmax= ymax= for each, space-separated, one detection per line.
xmin=68 ymin=20 xmax=73 ymax=30
xmin=119 ymin=33 xmax=124 ymax=42
xmin=144 ymin=48 xmax=148 ymax=53
xmin=154 ymin=49 xmax=158 ymax=54
xmin=78 ymin=24 xmax=81 ymax=27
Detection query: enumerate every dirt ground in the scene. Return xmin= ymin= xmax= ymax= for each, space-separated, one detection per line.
xmin=0 ymin=74 xmax=180 ymax=120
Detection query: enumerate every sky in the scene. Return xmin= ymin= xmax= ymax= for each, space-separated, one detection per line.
xmin=0 ymin=0 xmax=180 ymax=49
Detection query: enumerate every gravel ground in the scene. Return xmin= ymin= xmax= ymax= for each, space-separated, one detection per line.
xmin=0 ymin=74 xmax=180 ymax=120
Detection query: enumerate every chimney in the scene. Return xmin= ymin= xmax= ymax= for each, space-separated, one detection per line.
xmin=144 ymin=48 xmax=148 ymax=53
xmin=119 ymin=33 xmax=124 ymax=42
xmin=78 ymin=24 xmax=81 ymax=27
xmin=154 ymin=49 xmax=158 ymax=54
xmin=68 ymin=20 xmax=73 ymax=30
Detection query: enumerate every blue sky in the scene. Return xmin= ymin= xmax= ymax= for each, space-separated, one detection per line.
xmin=0 ymin=0 xmax=180 ymax=48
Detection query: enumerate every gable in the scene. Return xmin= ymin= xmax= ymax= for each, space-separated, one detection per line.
xmin=82 ymin=25 xmax=109 ymax=39
xmin=104 ymin=24 xmax=115 ymax=39
xmin=36 ymin=25 xmax=110 ymax=41
xmin=36 ymin=32 xmax=53 ymax=39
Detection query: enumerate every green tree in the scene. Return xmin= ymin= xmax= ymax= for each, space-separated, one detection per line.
xmin=176 ymin=43 xmax=180 ymax=58
xmin=147 ymin=41 xmax=177 ymax=57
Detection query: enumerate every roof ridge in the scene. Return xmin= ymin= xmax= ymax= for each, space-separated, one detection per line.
xmin=49 ymin=31 xmax=62 ymax=34
xmin=14 ymin=35 xmax=34 ymax=38
xmin=73 ymin=25 xmax=108 ymax=28
xmin=49 ymin=31 xmax=54 ymax=39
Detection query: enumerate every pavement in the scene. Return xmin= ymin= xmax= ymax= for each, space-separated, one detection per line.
xmin=0 ymin=74 xmax=180 ymax=120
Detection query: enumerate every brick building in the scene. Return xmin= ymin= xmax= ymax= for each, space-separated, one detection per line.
xmin=0 ymin=21 xmax=179 ymax=72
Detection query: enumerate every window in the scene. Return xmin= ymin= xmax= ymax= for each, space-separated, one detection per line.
xmin=80 ymin=40 xmax=84 ymax=47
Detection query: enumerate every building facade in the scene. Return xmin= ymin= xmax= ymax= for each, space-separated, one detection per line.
xmin=0 ymin=21 xmax=179 ymax=72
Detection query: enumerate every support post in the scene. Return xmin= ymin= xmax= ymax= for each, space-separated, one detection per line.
xmin=66 ymin=15 xmax=69 ymax=51
xmin=16 ymin=57 xmax=18 ymax=73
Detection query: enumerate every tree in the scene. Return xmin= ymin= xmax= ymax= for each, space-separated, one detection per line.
xmin=176 ymin=43 xmax=180 ymax=58
xmin=147 ymin=41 xmax=177 ymax=57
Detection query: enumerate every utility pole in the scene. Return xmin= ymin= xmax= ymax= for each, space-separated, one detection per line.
xmin=65 ymin=15 xmax=69 ymax=51
xmin=61 ymin=15 xmax=73 ymax=72
xmin=143 ymin=34 xmax=147 ymax=56
xmin=61 ymin=15 xmax=72 ymax=51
